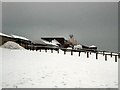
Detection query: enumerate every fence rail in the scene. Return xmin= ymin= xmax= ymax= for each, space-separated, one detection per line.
xmin=26 ymin=45 xmax=120 ymax=62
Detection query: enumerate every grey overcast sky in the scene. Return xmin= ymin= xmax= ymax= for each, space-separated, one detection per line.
xmin=2 ymin=2 xmax=118 ymax=52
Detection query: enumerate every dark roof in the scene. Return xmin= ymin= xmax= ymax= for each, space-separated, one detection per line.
xmin=32 ymin=40 xmax=47 ymax=45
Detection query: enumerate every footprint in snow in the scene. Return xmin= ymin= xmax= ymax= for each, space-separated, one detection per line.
xmin=27 ymin=78 xmax=32 ymax=81
xmin=114 ymin=83 xmax=118 ymax=86
xmin=13 ymin=85 xmax=18 ymax=88
xmin=23 ymin=73 xmax=26 ymax=74
xmin=63 ymin=83 xmax=66 ymax=86
xmin=100 ymin=84 xmax=104 ymax=86
xmin=29 ymin=79 xmax=32 ymax=81
xmin=91 ymin=80 xmax=95 ymax=82
xmin=79 ymin=80 xmax=81 ymax=82
xmin=8 ymin=72 xmax=12 ymax=75
xmin=54 ymin=85 xmax=58 ymax=88
xmin=18 ymin=82 xmax=24 ymax=85
xmin=5 ymin=84 xmax=10 ymax=87
xmin=41 ymin=76 xmax=45 ymax=79
xmin=22 ymin=78 xmax=25 ymax=80
xmin=63 ymin=74 xmax=67 ymax=76
xmin=31 ymin=83 xmax=35 ymax=85
xmin=61 ymin=81 xmax=67 ymax=86
xmin=114 ymin=81 xmax=118 ymax=84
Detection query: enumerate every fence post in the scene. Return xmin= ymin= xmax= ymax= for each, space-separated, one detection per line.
xmin=40 ymin=49 xmax=41 ymax=52
xmin=31 ymin=46 xmax=32 ymax=51
xmin=105 ymin=54 xmax=107 ymax=61
xmin=32 ymin=46 xmax=34 ymax=51
xmin=71 ymin=50 xmax=73 ymax=55
xmin=90 ymin=52 xmax=91 ymax=55
xmin=79 ymin=51 xmax=80 ymax=56
xmin=87 ymin=52 xmax=89 ymax=58
xmin=115 ymin=55 xmax=117 ymax=62
xmin=111 ymin=52 xmax=112 ymax=57
xmin=64 ymin=50 xmax=66 ymax=55
xmin=51 ymin=49 xmax=53 ymax=53
xmin=57 ymin=49 xmax=59 ymax=53
xmin=32 ymin=45 xmax=34 ymax=51
xmin=103 ymin=51 xmax=105 ymax=56
xmin=27 ymin=44 xmax=28 ymax=49
xmin=34 ymin=46 xmax=35 ymax=51
xmin=96 ymin=52 xmax=98 ymax=59
xmin=45 ymin=49 xmax=47 ymax=52
xmin=29 ymin=46 xmax=31 ymax=51
xmin=118 ymin=53 xmax=120 ymax=58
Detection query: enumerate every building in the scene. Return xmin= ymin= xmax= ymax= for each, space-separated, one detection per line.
xmin=0 ymin=32 xmax=15 ymax=45
xmin=11 ymin=34 xmax=31 ymax=49
xmin=41 ymin=37 xmax=66 ymax=48
xmin=0 ymin=32 xmax=31 ymax=49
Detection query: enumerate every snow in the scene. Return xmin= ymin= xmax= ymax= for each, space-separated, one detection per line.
xmin=0 ymin=32 xmax=11 ymax=37
xmin=51 ymin=39 xmax=60 ymax=45
xmin=74 ymin=44 xmax=82 ymax=49
xmin=11 ymin=34 xmax=29 ymax=41
xmin=41 ymin=39 xmax=58 ymax=46
xmin=1 ymin=47 xmax=118 ymax=88
xmin=67 ymin=47 xmax=72 ymax=49
xmin=0 ymin=32 xmax=30 ymax=41
xmin=1 ymin=41 xmax=24 ymax=49
xmin=89 ymin=45 xmax=96 ymax=47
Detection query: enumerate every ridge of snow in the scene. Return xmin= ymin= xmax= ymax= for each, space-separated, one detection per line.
xmin=11 ymin=34 xmax=29 ymax=41
xmin=0 ymin=32 xmax=12 ymax=37
xmin=41 ymin=39 xmax=58 ymax=46
xmin=89 ymin=45 xmax=97 ymax=47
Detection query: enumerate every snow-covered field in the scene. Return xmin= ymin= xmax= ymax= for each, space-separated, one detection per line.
xmin=1 ymin=46 xmax=118 ymax=88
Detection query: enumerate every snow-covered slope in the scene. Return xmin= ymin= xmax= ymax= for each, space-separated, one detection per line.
xmin=1 ymin=48 xmax=118 ymax=88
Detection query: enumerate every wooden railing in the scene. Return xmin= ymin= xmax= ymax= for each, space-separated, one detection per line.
xmin=26 ymin=45 xmax=120 ymax=62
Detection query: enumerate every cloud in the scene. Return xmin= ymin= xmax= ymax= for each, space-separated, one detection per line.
xmin=2 ymin=2 xmax=118 ymax=52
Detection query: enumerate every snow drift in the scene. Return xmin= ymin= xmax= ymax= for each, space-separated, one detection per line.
xmin=1 ymin=41 xmax=24 ymax=49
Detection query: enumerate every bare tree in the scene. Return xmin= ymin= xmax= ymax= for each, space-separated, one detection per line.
xmin=68 ymin=34 xmax=78 ymax=46
xmin=69 ymin=34 xmax=73 ymax=39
